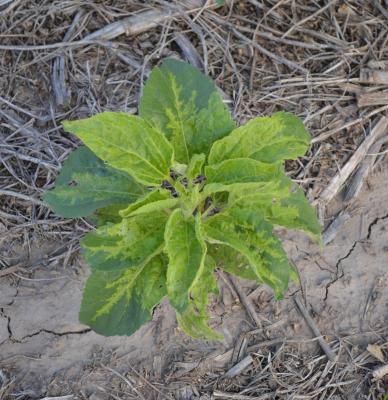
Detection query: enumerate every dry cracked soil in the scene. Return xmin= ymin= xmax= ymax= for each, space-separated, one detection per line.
xmin=0 ymin=163 xmax=388 ymax=398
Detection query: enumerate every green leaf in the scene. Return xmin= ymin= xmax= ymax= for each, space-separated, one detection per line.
xmin=275 ymin=186 xmax=321 ymax=240
xmin=139 ymin=59 xmax=235 ymax=162
xmin=208 ymin=112 xmax=310 ymax=165
xmin=193 ymin=92 xmax=235 ymax=155
xmin=205 ymin=158 xmax=281 ymax=184
xmin=186 ymin=153 xmax=205 ymax=184
xmin=79 ymin=254 xmax=167 ymax=336
xmin=43 ymin=147 xmax=145 ymax=218
xmin=208 ymin=244 xmax=257 ymax=281
xmin=63 ymin=113 xmax=174 ymax=186
xmin=129 ymin=198 xmax=178 ymax=217
xmin=164 ymin=210 xmax=208 ymax=313
xmin=119 ymin=189 xmax=171 ymax=218
xmin=81 ymin=212 xmax=167 ymax=271
xmin=93 ymin=203 xmax=128 ymax=225
xmin=203 ymin=207 xmax=290 ymax=298
xmin=177 ymin=255 xmax=222 ymax=340
xmin=228 ymin=176 xmax=321 ymax=240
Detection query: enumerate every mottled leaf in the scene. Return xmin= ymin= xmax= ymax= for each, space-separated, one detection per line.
xmin=139 ymin=59 xmax=235 ymax=162
xmin=164 ymin=210 xmax=207 ymax=313
xmin=229 ymin=176 xmax=321 ymax=240
xmin=186 ymin=153 xmax=206 ymax=184
xmin=63 ymin=113 xmax=173 ymax=186
xmin=44 ymin=147 xmax=144 ymax=218
xmin=203 ymin=207 xmax=290 ymax=298
xmin=81 ymin=212 xmax=168 ymax=271
xmin=120 ymin=189 xmax=171 ymax=218
xmin=209 ymin=112 xmax=310 ymax=165
xmin=79 ymin=254 xmax=167 ymax=336
xmin=205 ymin=158 xmax=281 ymax=184
xmin=176 ymin=250 xmax=222 ymax=340
xmin=208 ymin=244 xmax=257 ymax=281
xmin=193 ymin=92 xmax=235 ymax=155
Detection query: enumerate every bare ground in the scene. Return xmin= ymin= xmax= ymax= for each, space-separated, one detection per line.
xmin=1 ymin=1 xmax=388 ymax=399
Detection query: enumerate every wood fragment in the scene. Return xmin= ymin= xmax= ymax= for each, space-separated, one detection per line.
xmin=52 ymin=10 xmax=84 ymax=107
xmin=367 ymin=60 xmax=388 ymax=70
xmin=360 ymin=68 xmax=388 ymax=84
xmin=82 ymin=1 xmax=223 ymax=42
xmin=357 ymin=92 xmax=388 ymax=107
xmin=294 ymin=295 xmax=336 ymax=361
xmin=231 ymin=333 xmax=249 ymax=365
xmin=367 ymin=344 xmax=385 ymax=363
xmin=0 ymin=264 xmax=28 ymax=278
xmin=224 ymin=354 xmax=253 ymax=378
xmin=38 ymin=397 xmax=75 ymax=400
xmin=343 ymin=136 xmax=388 ymax=202
xmin=372 ymin=0 xmax=388 ymax=20
xmin=372 ymin=364 xmax=388 ymax=380
xmin=323 ymin=210 xmax=351 ymax=245
xmin=311 ymin=105 xmax=388 ymax=144
xmin=247 ymin=337 xmax=286 ymax=352
xmin=214 ymin=390 xmax=273 ymax=399
xmin=318 ymin=117 xmax=388 ymax=204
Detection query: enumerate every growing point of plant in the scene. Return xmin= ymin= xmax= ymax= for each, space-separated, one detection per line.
xmin=44 ymin=59 xmax=321 ymax=340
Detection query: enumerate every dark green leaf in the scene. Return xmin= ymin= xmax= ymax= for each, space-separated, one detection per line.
xmin=43 ymin=147 xmax=145 ymax=218
xmin=139 ymin=58 xmax=235 ymax=162
xmin=79 ymin=254 xmax=167 ymax=336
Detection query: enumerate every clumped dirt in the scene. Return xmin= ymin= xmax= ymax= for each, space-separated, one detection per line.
xmin=1 ymin=1 xmax=388 ymax=399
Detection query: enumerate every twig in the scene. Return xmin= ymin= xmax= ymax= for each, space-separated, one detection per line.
xmin=38 ymin=397 xmax=75 ymax=400
xmin=0 ymin=264 xmax=28 ymax=278
xmin=214 ymin=390 xmax=273 ymax=399
xmin=225 ymin=273 xmax=262 ymax=328
xmin=100 ymin=365 xmax=145 ymax=400
xmin=82 ymin=0 xmax=223 ymax=41
xmin=373 ymin=0 xmax=388 ymax=20
xmin=343 ymin=136 xmax=388 ymax=202
xmin=317 ymin=117 xmax=388 ymax=204
xmin=174 ymin=32 xmax=204 ymax=70
xmin=281 ymin=1 xmax=336 ymax=39
xmin=230 ymin=29 xmax=308 ymax=74
xmin=294 ymin=295 xmax=336 ymax=361
xmin=224 ymin=354 xmax=253 ymax=378
xmin=52 ymin=10 xmax=84 ymax=106
xmin=0 ymin=189 xmax=45 ymax=206
xmin=311 ymin=105 xmax=388 ymax=144
xmin=323 ymin=210 xmax=351 ymax=245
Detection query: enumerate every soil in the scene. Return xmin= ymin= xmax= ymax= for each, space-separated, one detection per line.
xmin=1 ymin=1 xmax=388 ymax=399
xmin=1 ymin=163 xmax=387 ymax=398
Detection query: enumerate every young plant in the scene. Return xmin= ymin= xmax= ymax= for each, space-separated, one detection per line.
xmin=44 ymin=59 xmax=321 ymax=340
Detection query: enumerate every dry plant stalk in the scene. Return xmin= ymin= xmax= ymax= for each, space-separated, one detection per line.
xmin=318 ymin=117 xmax=388 ymax=204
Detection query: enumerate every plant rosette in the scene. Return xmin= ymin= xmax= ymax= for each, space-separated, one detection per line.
xmin=44 ymin=59 xmax=321 ymax=340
